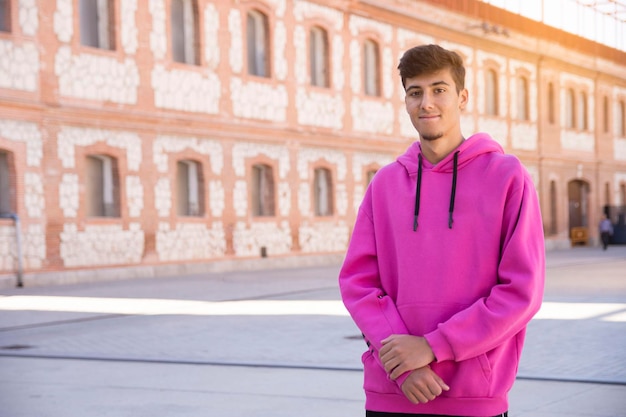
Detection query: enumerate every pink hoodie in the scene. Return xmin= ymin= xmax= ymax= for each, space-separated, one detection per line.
xmin=339 ymin=133 xmax=545 ymax=416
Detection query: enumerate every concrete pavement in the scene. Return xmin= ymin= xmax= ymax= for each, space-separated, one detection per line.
xmin=0 ymin=245 xmax=625 ymax=416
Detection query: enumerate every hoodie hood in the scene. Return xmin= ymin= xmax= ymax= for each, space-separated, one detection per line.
xmin=398 ymin=133 xmax=504 ymax=231
xmin=397 ymin=132 xmax=504 ymax=175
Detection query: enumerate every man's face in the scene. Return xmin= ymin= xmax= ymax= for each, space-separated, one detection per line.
xmin=404 ymin=68 xmax=468 ymax=142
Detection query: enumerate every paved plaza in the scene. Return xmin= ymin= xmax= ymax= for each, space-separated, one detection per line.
xmin=0 ymin=245 xmax=625 ymax=416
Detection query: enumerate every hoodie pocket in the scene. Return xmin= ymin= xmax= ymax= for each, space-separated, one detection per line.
xmin=432 ymin=353 xmax=492 ymax=398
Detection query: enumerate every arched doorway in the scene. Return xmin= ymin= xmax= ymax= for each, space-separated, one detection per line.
xmin=568 ymin=179 xmax=590 ymax=245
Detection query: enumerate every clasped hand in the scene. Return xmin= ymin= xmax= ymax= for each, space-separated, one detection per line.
xmin=379 ymin=334 xmax=449 ymax=404
xmin=379 ymin=334 xmax=435 ymax=379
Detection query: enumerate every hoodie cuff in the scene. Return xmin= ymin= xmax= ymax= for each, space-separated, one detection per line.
xmin=393 ymin=370 xmax=411 ymax=389
xmin=424 ymin=330 xmax=454 ymax=362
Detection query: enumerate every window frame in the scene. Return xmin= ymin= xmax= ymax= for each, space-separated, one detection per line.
xmin=309 ymin=25 xmax=330 ymax=88
xmin=362 ymin=38 xmax=381 ymax=97
xmin=170 ymin=0 xmax=200 ymax=65
xmin=547 ymin=82 xmax=556 ymax=125
xmin=246 ymin=8 xmax=270 ymax=78
xmin=79 ymin=0 xmax=116 ymax=51
xmin=602 ymin=95 xmax=609 ymax=133
xmin=578 ymin=90 xmax=588 ymax=131
xmin=618 ymin=100 xmax=626 ymax=137
xmin=0 ymin=0 xmax=11 ymax=33
xmin=516 ymin=75 xmax=529 ymax=121
xmin=485 ymin=68 xmax=499 ymax=116
xmin=176 ymin=159 xmax=205 ymax=217
xmin=0 ymin=150 xmax=15 ymax=215
xmin=85 ymin=154 xmax=120 ymax=218
xmin=365 ymin=169 xmax=377 ymax=187
xmin=565 ymin=87 xmax=576 ymax=129
xmin=313 ymin=167 xmax=333 ymax=217
xmin=251 ymin=163 xmax=275 ymax=217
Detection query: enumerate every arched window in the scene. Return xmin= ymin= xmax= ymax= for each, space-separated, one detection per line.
xmin=309 ymin=26 xmax=329 ymax=88
xmin=565 ymin=88 xmax=576 ymax=129
xmin=247 ymin=9 xmax=270 ymax=77
xmin=79 ymin=0 xmax=115 ymax=50
xmin=171 ymin=0 xmax=199 ymax=65
xmin=252 ymin=164 xmax=275 ymax=216
xmin=485 ymin=69 xmax=498 ymax=116
xmin=176 ymin=160 xmax=204 ymax=216
xmin=363 ymin=39 xmax=380 ymax=96
xmin=314 ymin=167 xmax=333 ymax=216
xmin=517 ymin=76 xmax=529 ymax=121
xmin=85 ymin=154 xmax=120 ymax=217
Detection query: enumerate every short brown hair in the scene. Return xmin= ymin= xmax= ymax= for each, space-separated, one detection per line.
xmin=398 ymin=44 xmax=465 ymax=93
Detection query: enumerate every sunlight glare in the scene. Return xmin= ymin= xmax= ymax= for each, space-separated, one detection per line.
xmin=0 ymin=296 xmax=625 ymax=322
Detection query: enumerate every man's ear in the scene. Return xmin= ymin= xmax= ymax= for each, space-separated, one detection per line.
xmin=459 ymin=88 xmax=469 ymax=110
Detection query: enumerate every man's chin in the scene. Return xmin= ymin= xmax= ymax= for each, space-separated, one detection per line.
xmin=420 ymin=133 xmax=443 ymax=141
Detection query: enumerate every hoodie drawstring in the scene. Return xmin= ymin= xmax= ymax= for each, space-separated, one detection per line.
xmin=412 ymin=150 xmax=459 ymax=231
xmin=448 ymin=151 xmax=459 ymax=229
xmin=413 ymin=153 xmax=422 ymax=231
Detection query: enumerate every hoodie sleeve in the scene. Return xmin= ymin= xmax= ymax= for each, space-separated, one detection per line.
xmin=339 ymin=194 xmax=412 ymax=387
xmin=424 ymin=168 xmax=545 ymax=362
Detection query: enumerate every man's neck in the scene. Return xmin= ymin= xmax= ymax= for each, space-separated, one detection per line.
xmin=420 ymin=136 xmax=465 ymax=164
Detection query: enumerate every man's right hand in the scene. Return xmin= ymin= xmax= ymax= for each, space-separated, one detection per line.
xmin=400 ymin=366 xmax=450 ymax=404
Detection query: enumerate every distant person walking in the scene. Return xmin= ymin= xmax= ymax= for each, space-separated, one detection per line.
xmin=599 ymin=214 xmax=613 ymax=250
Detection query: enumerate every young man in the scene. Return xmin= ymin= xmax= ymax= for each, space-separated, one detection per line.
xmin=599 ymin=214 xmax=613 ymax=250
xmin=339 ymin=44 xmax=545 ymax=417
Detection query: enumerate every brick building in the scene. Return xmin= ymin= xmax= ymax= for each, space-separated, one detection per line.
xmin=1 ymin=0 xmax=625 ymax=286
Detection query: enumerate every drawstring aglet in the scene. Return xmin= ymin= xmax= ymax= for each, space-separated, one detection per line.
xmin=413 ymin=216 xmax=418 ymax=231
xmin=447 ymin=151 xmax=459 ymax=230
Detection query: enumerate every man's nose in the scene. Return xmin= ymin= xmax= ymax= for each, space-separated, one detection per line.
xmin=420 ymin=92 xmax=434 ymax=109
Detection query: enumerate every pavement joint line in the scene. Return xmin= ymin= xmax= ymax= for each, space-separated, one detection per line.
xmin=547 ymin=259 xmax=626 ymax=269
xmin=0 ymin=352 xmax=364 ymax=372
xmin=2 ymin=352 xmax=626 ymax=387
xmin=0 ymin=314 xmax=128 ymax=332
xmin=224 ymin=285 xmax=340 ymax=302
xmin=516 ymin=374 xmax=626 ymax=386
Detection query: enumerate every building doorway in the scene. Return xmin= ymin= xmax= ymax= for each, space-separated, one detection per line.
xmin=568 ymin=179 xmax=589 ymax=245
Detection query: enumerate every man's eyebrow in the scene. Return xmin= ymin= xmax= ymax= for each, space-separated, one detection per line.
xmin=405 ymin=80 xmax=450 ymax=91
